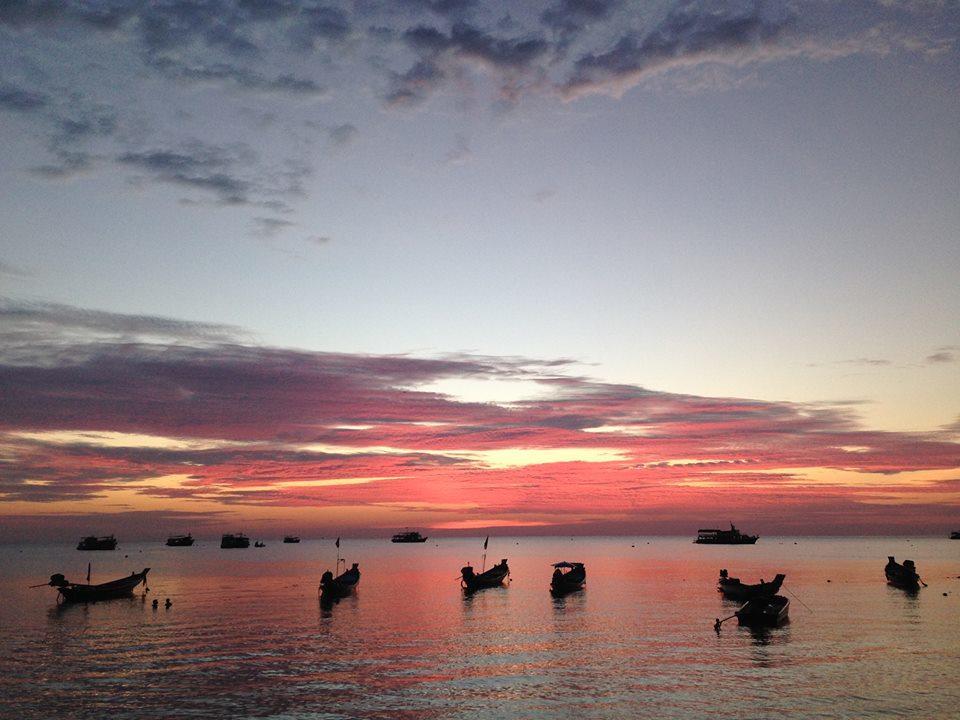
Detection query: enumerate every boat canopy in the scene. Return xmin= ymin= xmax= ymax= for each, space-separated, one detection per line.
xmin=552 ymin=561 xmax=583 ymax=568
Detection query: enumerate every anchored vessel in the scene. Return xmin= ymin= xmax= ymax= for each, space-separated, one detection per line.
xmin=718 ymin=569 xmax=785 ymax=601
xmin=166 ymin=534 xmax=194 ymax=547
xmin=391 ymin=530 xmax=428 ymax=543
xmin=951 ymin=531 xmax=960 ymax=539
xmin=77 ymin=535 xmax=117 ymax=551
xmin=283 ymin=535 xmax=301 ymax=543
xmin=320 ymin=563 xmax=360 ymax=600
xmin=461 ymin=559 xmax=510 ymax=592
xmin=885 ymin=556 xmax=921 ymax=591
xmin=550 ymin=562 xmax=586 ymax=595
xmin=220 ymin=533 xmax=250 ymax=549
xmin=694 ymin=524 xmax=758 ymax=545
xmin=41 ymin=568 xmax=150 ymax=603
xmin=735 ymin=594 xmax=790 ymax=627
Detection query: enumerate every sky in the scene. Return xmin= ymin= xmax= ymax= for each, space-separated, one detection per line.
xmin=0 ymin=0 xmax=958 ymax=540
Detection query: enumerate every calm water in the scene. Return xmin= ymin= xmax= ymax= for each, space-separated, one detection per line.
xmin=1 ymin=537 xmax=958 ymax=719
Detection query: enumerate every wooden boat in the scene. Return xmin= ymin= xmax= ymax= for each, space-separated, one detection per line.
xmin=166 ymin=534 xmax=194 ymax=547
xmin=43 ymin=568 xmax=150 ymax=603
xmin=735 ymin=594 xmax=789 ymax=627
xmin=391 ymin=530 xmax=428 ymax=543
xmin=885 ymin=556 xmax=921 ymax=591
xmin=320 ymin=563 xmax=360 ymax=599
xmin=77 ymin=535 xmax=117 ymax=551
xmin=550 ymin=561 xmax=585 ymax=595
xmin=461 ymin=559 xmax=510 ymax=592
xmin=718 ymin=569 xmax=785 ymax=601
xmin=694 ymin=524 xmax=758 ymax=544
xmin=283 ymin=535 xmax=301 ymax=543
xmin=221 ymin=533 xmax=250 ymax=549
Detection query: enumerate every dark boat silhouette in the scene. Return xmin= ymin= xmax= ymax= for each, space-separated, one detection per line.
xmin=550 ymin=561 xmax=585 ymax=595
xmin=38 ymin=568 xmax=150 ymax=603
xmin=735 ymin=594 xmax=789 ymax=627
xmin=320 ymin=563 xmax=360 ymax=600
xmin=391 ymin=530 xmax=428 ymax=543
xmin=885 ymin=556 xmax=921 ymax=591
xmin=694 ymin=524 xmax=758 ymax=544
xmin=283 ymin=535 xmax=301 ymax=543
xmin=77 ymin=535 xmax=117 ymax=551
xmin=718 ymin=569 xmax=785 ymax=601
xmin=461 ymin=559 xmax=510 ymax=592
xmin=221 ymin=533 xmax=250 ymax=549
xmin=166 ymin=534 xmax=194 ymax=547
xmin=951 ymin=531 xmax=960 ymax=540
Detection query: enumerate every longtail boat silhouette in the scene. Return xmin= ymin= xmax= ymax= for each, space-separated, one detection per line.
xmin=32 ymin=564 xmax=149 ymax=603
xmin=460 ymin=535 xmax=509 ymax=592
xmin=734 ymin=595 xmax=790 ymax=627
xmin=885 ymin=556 xmax=923 ymax=591
xmin=319 ymin=537 xmax=359 ymax=603
xmin=550 ymin=562 xmax=585 ymax=596
xmin=717 ymin=569 xmax=785 ymax=601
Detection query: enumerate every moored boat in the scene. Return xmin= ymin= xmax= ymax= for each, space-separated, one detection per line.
xmin=718 ymin=569 xmax=785 ymax=601
xmin=885 ymin=556 xmax=921 ymax=591
xmin=735 ymin=594 xmax=789 ymax=627
xmin=283 ymin=535 xmax=301 ymax=543
xmin=41 ymin=568 xmax=150 ymax=603
xmin=77 ymin=535 xmax=117 ymax=551
xmin=694 ymin=524 xmax=758 ymax=544
xmin=951 ymin=531 xmax=960 ymax=540
xmin=550 ymin=561 xmax=585 ymax=595
xmin=320 ymin=563 xmax=360 ymax=600
xmin=461 ymin=559 xmax=510 ymax=592
xmin=166 ymin=534 xmax=194 ymax=547
xmin=391 ymin=530 xmax=428 ymax=543
xmin=221 ymin=533 xmax=250 ymax=549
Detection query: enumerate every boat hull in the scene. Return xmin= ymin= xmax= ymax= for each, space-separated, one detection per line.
xmin=695 ymin=537 xmax=758 ymax=545
xmin=166 ymin=536 xmax=194 ymax=547
xmin=461 ymin=564 xmax=509 ymax=592
xmin=718 ymin=573 xmax=785 ymax=601
xmin=221 ymin=535 xmax=250 ymax=549
xmin=58 ymin=569 xmax=150 ymax=603
xmin=735 ymin=595 xmax=789 ymax=627
xmin=320 ymin=567 xmax=360 ymax=599
xmin=77 ymin=536 xmax=117 ymax=551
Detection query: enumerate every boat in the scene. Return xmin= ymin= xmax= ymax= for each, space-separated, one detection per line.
xmin=391 ymin=530 xmax=428 ymax=543
xmin=885 ymin=556 xmax=921 ymax=591
xmin=220 ymin=533 xmax=250 ymax=549
xmin=254 ymin=540 xmax=266 ymax=548
xmin=165 ymin=534 xmax=194 ymax=547
xmin=77 ymin=535 xmax=117 ymax=551
xmin=717 ymin=569 xmax=785 ymax=601
xmin=283 ymin=535 xmax=301 ymax=543
xmin=461 ymin=559 xmax=510 ymax=592
xmin=550 ymin=561 xmax=585 ymax=595
xmin=694 ymin=523 xmax=758 ymax=544
xmin=735 ymin=594 xmax=789 ymax=627
xmin=320 ymin=562 xmax=360 ymax=600
xmin=951 ymin=531 xmax=960 ymax=540
xmin=41 ymin=568 xmax=150 ymax=603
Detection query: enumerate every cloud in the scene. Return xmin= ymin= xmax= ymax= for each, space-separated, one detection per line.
xmin=0 ymin=261 xmax=30 ymax=279
xmin=1 ymin=301 xmax=958 ymax=537
xmin=252 ymin=216 xmax=296 ymax=238
xmin=0 ymin=81 xmax=48 ymax=112
xmin=327 ymin=123 xmax=358 ymax=146
xmin=560 ymin=1 xmax=794 ymax=99
xmin=839 ymin=357 xmax=892 ymax=367
xmin=926 ymin=346 xmax=957 ymax=364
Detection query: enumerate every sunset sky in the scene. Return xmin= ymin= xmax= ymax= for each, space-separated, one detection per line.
xmin=1 ymin=1 xmax=958 ymax=540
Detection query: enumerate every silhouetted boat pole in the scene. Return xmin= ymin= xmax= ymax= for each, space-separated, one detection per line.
xmin=714 ymin=614 xmax=737 ymax=633
xmin=335 ymin=536 xmax=341 ymax=572
xmin=784 ymin=586 xmax=813 ymax=612
xmin=481 ymin=535 xmax=488 ymax=572
xmin=87 ymin=562 xmax=91 ymax=583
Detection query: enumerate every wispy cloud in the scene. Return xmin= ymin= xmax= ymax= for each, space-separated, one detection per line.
xmin=1 ymin=301 xmax=958 ymax=537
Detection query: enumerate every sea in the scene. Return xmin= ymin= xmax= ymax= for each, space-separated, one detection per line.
xmin=0 ymin=536 xmax=957 ymax=719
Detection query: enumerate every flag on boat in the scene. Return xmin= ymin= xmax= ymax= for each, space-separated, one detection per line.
xmin=483 ymin=535 xmax=488 ymax=550
xmin=335 ymin=537 xmax=340 ymax=548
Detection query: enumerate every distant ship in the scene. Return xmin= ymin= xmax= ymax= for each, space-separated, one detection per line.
xmin=391 ymin=530 xmax=428 ymax=543
xmin=283 ymin=535 xmax=301 ymax=543
xmin=221 ymin=533 xmax=250 ymax=549
xmin=166 ymin=534 xmax=194 ymax=547
xmin=951 ymin=531 xmax=960 ymax=540
xmin=694 ymin=524 xmax=758 ymax=545
xmin=77 ymin=535 xmax=117 ymax=551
